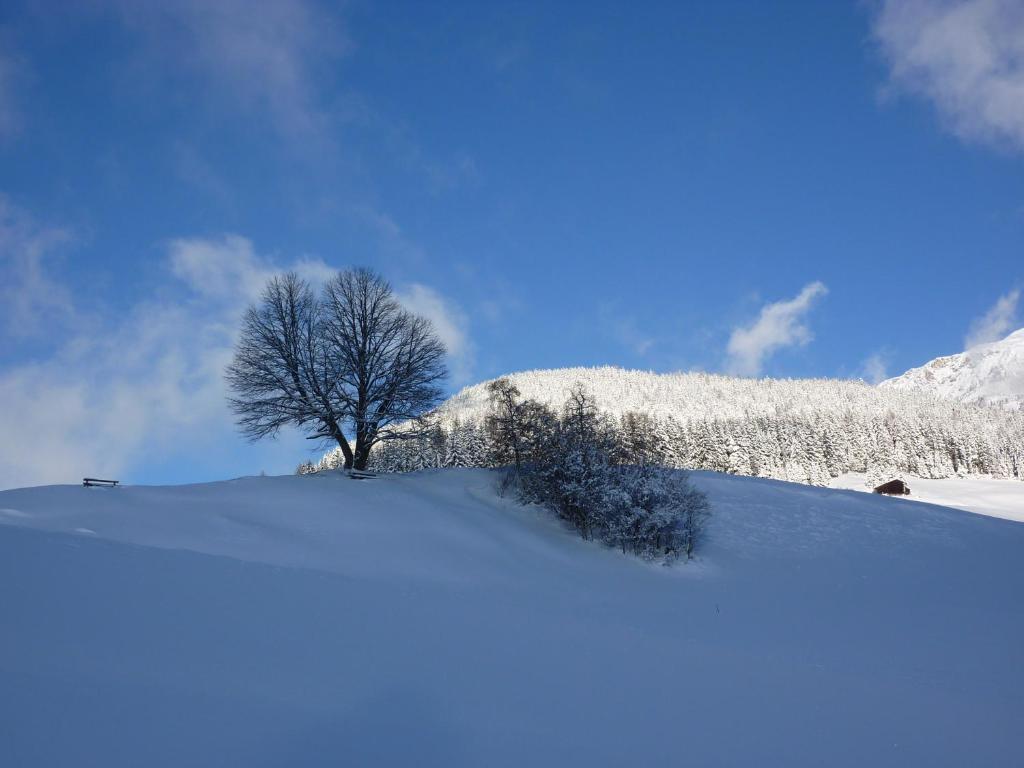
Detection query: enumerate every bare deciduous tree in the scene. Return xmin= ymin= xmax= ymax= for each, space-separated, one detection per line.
xmin=226 ymin=272 xmax=353 ymax=461
xmin=322 ymin=269 xmax=447 ymax=469
xmin=226 ymin=268 xmax=447 ymax=470
xmin=485 ymin=378 xmax=526 ymax=470
xmin=484 ymin=377 xmax=555 ymax=472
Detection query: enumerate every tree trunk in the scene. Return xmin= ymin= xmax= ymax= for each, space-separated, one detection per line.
xmin=353 ymin=424 xmax=372 ymax=471
xmin=334 ymin=435 xmax=355 ymax=470
xmin=353 ymin=444 xmax=371 ymax=471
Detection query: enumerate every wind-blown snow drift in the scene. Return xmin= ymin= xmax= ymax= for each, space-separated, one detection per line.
xmin=1 ymin=470 xmax=1022 ymax=767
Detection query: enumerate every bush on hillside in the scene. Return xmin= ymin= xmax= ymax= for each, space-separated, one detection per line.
xmin=493 ymin=381 xmax=709 ymax=562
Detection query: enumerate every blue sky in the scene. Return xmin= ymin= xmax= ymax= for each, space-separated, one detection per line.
xmin=1 ymin=0 xmax=1022 ymax=487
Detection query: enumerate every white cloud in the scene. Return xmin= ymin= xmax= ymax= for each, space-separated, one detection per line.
xmin=0 ymin=227 xmax=470 ymax=489
xmin=726 ymin=282 xmax=828 ymax=377
xmin=861 ymin=351 xmax=890 ymax=385
xmin=169 ymin=234 xmax=336 ymax=301
xmin=110 ymin=0 xmax=346 ymax=144
xmin=396 ymin=283 xmax=474 ymax=385
xmin=168 ymin=234 xmax=272 ymax=301
xmin=0 ymin=196 xmax=74 ymax=339
xmin=964 ymin=288 xmax=1020 ymax=348
xmin=0 ymin=302 xmax=232 ymax=489
xmin=873 ymin=0 xmax=1024 ymax=151
xmin=0 ymin=233 xmax=331 ymax=490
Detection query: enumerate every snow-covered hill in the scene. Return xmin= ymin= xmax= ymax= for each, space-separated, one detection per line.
xmin=428 ymin=366 xmax=944 ymax=423
xmin=880 ymin=328 xmax=1024 ymax=410
xmin=1 ymin=470 xmax=1022 ymax=766
xmin=318 ymin=366 xmax=1024 ymax=483
xmin=829 ymin=472 xmax=1024 ymax=522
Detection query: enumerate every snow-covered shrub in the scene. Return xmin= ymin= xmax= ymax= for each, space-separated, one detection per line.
xmin=601 ymin=465 xmax=709 ymax=561
xmin=485 ymin=377 xmax=558 ymax=472
xmin=507 ymin=383 xmax=710 ymax=562
xmin=302 ymin=379 xmax=711 ymax=560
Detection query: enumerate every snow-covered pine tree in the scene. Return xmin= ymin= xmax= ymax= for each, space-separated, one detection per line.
xmin=310 ymin=367 xmax=1024 ymax=486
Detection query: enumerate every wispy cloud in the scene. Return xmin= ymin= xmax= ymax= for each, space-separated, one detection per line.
xmin=0 ymin=227 xmax=471 ymax=489
xmin=860 ymin=351 xmax=891 ymax=385
xmin=168 ymin=234 xmax=334 ymax=302
xmin=109 ymin=0 xmax=347 ymax=146
xmin=353 ymin=207 xmax=428 ymax=265
xmin=0 ymin=197 xmax=74 ymax=340
xmin=725 ymin=282 xmax=828 ymax=377
xmin=964 ymin=288 xmax=1020 ymax=349
xmin=599 ymin=306 xmax=655 ymax=357
xmin=395 ymin=283 xmax=474 ymax=386
xmin=873 ymin=0 xmax=1024 ymax=152
xmin=98 ymin=2 xmax=475 ymax=201
xmin=614 ymin=320 xmax=655 ymax=356
xmin=0 ymin=232 xmax=326 ymax=489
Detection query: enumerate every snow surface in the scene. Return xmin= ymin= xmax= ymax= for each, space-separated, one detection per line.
xmin=319 ymin=364 xmax=1024 ymax=485
xmin=829 ymin=472 xmax=1024 ymax=523
xmin=880 ymin=327 xmax=1024 ymax=409
xmin=1 ymin=470 xmax=1022 ymax=767
xmin=421 ymin=364 xmax=990 ymax=423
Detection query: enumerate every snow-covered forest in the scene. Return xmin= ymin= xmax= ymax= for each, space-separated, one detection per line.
xmin=309 ymin=367 xmax=1024 ymax=485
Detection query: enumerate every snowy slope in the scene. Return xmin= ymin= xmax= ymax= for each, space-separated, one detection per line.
xmin=880 ymin=328 xmax=1024 ymax=409
xmin=1 ymin=470 xmax=1022 ymax=767
xmin=317 ymin=364 xmax=1024 ymax=483
xmin=422 ymin=365 xmax=941 ymax=423
xmin=829 ymin=472 xmax=1024 ymax=522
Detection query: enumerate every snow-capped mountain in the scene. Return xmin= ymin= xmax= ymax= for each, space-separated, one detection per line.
xmin=879 ymin=328 xmax=1024 ymax=410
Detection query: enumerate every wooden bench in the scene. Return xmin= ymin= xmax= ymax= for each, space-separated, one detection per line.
xmin=83 ymin=478 xmax=119 ymax=488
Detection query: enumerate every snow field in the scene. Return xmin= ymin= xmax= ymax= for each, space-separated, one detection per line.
xmin=1 ymin=469 xmax=1021 ymax=767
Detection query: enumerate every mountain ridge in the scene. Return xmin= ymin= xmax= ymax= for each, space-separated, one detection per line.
xmin=880 ymin=327 xmax=1024 ymax=410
